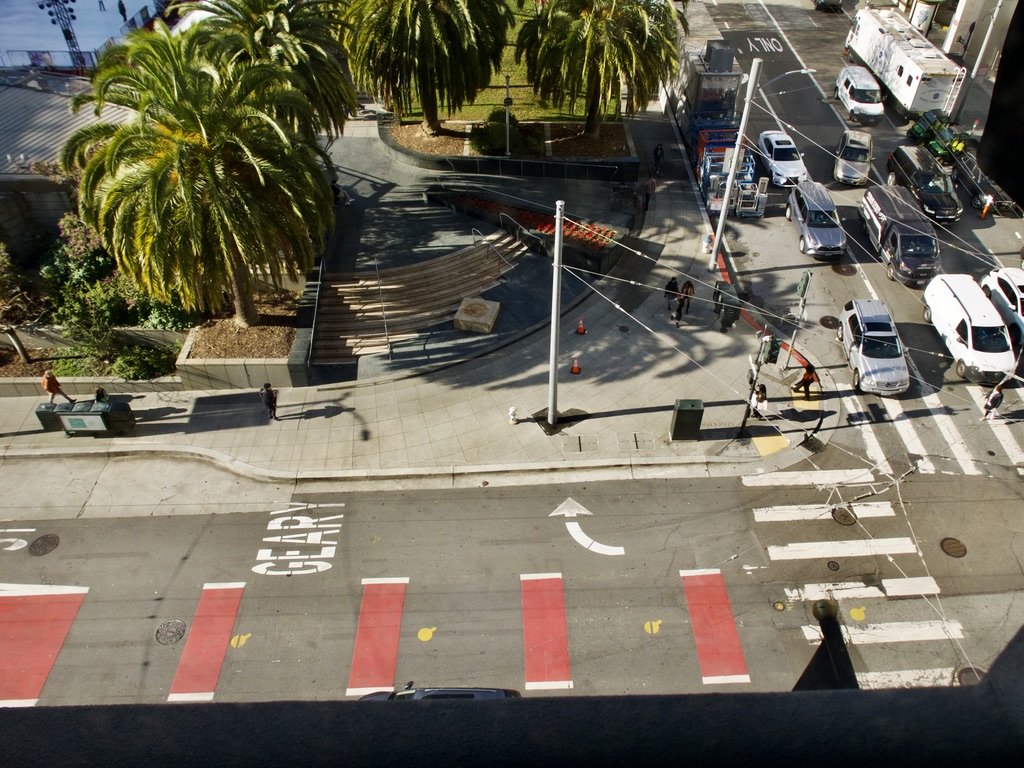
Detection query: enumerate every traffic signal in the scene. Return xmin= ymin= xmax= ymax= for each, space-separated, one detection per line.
xmin=765 ymin=335 xmax=781 ymax=364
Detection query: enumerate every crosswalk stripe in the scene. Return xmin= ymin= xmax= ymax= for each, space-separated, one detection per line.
xmin=839 ymin=390 xmax=893 ymax=475
xmin=801 ymin=619 xmax=963 ymax=644
xmin=857 ymin=668 xmax=955 ymax=689
xmin=967 ymin=384 xmax=1024 ymax=475
xmin=877 ymin=397 xmax=936 ymax=474
xmin=784 ymin=576 xmax=940 ymax=602
xmin=742 ymin=469 xmax=877 ymax=487
xmin=768 ymin=537 xmax=919 ymax=560
xmin=920 ymin=392 xmax=983 ymax=475
xmin=753 ymin=501 xmax=895 ymax=523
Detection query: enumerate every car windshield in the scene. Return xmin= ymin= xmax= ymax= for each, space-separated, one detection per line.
xmin=852 ymin=87 xmax=882 ymax=104
xmin=808 ymin=209 xmax=839 ymax=227
xmin=862 ymin=335 xmax=903 ymax=359
xmin=921 ymin=173 xmax=954 ymax=194
xmin=841 ymin=145 xmax=870 ymax=163
xmin=902 ymin=235 xmax=936 ymax=256
xmin=773 ymin=145 xmax=800 ymax=162
xmin=973 ymin=325 xmax=1010 ymax=353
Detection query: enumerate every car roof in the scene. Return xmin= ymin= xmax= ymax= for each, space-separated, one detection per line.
xmin=840 ymin=65 xmax=879 ymax=87
xmin=895 ymin=144 xmax=939 ymax=169
xmin=760 ymin=130 xmax=791 ymax=144
xmin=845 ymin=299 xmax=895 ymax=331
xmin=990 ymin=267 xmax=1024 ymax=289
xmin=794 ymin=180 xmax=836 ymax=210
xmin=843 ymin=129 xmax=872 ymax=148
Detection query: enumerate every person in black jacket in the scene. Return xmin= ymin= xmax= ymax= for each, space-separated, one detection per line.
xmin=259 ymin=383 xmax=278 ymax=421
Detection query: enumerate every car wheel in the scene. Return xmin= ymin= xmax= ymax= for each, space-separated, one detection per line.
xmin=853 ymin=369 xmax=862 ymax=392
xmin=886 ymin=263 xmax=896 ymax=281
xmin=785 ymin=204 xmax=792 ymax=221
xmin=971 ymin=195 xmax=984 ymax=209
xmin=955 ymin=359 xmax=968 ymax=379
xmin=923 ymin=305 xmax=932 ymax=323
xmin=982 ymin=285 xmax=992 ymax=298
xmin=798 ymin=236 xmax=806 ymax=254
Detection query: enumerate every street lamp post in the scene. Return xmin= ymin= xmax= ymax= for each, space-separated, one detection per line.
xmin=952 ymin=0 xmax=1004 ymax=125
xmin=504 ymin=75 xmax=513 ymax=158
xmin=706 ymin=62 xmax=816 ymax=272
xmin=37 ymin=0 xmax=86 ymax=72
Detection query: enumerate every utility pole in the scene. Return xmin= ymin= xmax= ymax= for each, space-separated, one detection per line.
xmin=739 ymin=331 xmax=779 ymax=437
xmin=953 ymin=0 xmax=1004 ymax=124
xmin=784 ymin=270 xmax=812 ymax=370
xmin=547 ymin=201 xmax=565 ymax=428
xmin=504 ymin=75 xmax=513 ymax=158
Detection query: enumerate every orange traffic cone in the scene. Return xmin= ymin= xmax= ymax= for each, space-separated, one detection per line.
xmin=981 ymin=196 xmax=992 ymax=220
xmin=570 ymin=356 xmax=581 ymax=375
xmin=576 ymin=318 xmax=587 ymax=335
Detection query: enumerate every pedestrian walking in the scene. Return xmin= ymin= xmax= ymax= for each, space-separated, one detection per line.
xmin=40 ymin=370 xmax=75 ymax=404
xmin=259 ymin=382 xmax=278 ymax=421
xmin=750 ymin=384 xmax=769 ymax=419
xmin=653 ymin=143 xmax=665 ymax=175
xmin=664 ymin=276 xmax=679 ymax=313
xmin=117 ymin=0 xmax=127 ymax=21
xmin=791 ymin=363 xmax=820 ymax=400
xmin=643 ymin=174 xmax=656 ymax=211
xmin=981 ymin=382 xmax=1004 ymax=421
xmin=677 ymin=280 xmax=695 ymax=318
xmin=98 ymin=0 xmax=106 ymax=11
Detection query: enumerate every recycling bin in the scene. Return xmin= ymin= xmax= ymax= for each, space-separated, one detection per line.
xmin=713 ymin=280 xmax=740 ymax=330
xmin=34 ymin=402 xmax=62 ymax=432
xmin=670 ymin=399 xmax=704 ymax=441
xmin=55 ymin=398 xmax=136 ymax=436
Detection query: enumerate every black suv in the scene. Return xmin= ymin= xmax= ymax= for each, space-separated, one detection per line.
xmin=886 ymin=145 xmax=962 ymax=222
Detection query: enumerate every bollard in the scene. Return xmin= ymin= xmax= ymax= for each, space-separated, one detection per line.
xmin=508 ymin=406 xmax=518 ymax=425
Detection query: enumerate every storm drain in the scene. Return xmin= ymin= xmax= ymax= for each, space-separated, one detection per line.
xmin=561 ymin=434 xmax=599 ymax=453
xmin=819 ymin=315 xmax=840 ymax=330
xmin=28 ymin=534 xmax=59 ymax=556
xmin=156 ymin=619 xmax=187 ymax=645
xmin=941 ymin=537 xmax=967 ymax=558
xmin=618 ymin=432 xmax=655 ymax=450
xmin=956 ymin=666 xmax=985 ymax=686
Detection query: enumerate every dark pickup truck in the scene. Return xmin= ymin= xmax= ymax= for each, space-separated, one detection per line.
xmin=949 ymin=151 xmax=1021 ymax=217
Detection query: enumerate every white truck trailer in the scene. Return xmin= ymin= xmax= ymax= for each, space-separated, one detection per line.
xmin=845 ymin=8 xmax=965 ymax=118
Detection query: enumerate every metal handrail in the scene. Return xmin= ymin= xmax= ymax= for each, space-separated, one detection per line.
xmin=471 ymin=227 xmax=520 ymax=279
xmin=496 ymin=213 xmax=545 ymax=254
xmin=371 ymin=257 xmax=392 ymax=360
xmin=305 ymin=252 xmax=328 ymax=369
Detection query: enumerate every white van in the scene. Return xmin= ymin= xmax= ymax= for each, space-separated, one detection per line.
xmin=834 ymin=65 xmax=883 ymax=123
xmin=923 ymin=274 xmax=1016 ymax=384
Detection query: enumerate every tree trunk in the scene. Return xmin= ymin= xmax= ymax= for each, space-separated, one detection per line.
xmin=228 ymin=252 xmax=259 ymax=328
xmin=3 ymin=327 xmax=31 ymax=363
xmin=583 ymin=71 xmax=603 ymax=140
xmin=418 ymin=74 xmax=443 ymax=135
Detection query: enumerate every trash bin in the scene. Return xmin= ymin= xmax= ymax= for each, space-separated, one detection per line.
xmin=94 ymin=400 xmax=136 ymax=434
xmin=35 ymin=403 xmax=62 ymax=432
xmin=670 ymin=399 xmax=704 ymax=441
xmin=713 ymin=280 xmax=740 ymax=331
xmin=55 ymin=398 xmax=136 ymax=436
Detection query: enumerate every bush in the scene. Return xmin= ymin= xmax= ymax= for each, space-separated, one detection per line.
xmin=469 ymin=109 xmax=544 ymax=156
xmin=49 ymin=348 xmax=108 ymax=377
xmin=108 ymin=344 xmax=180 ymax=381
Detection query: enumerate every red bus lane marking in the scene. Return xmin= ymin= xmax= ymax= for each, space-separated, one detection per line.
xmin=0 ymin=584 xmax=89 ymax=707
xmin=680 ymin=569 xmax=750 ymax=684
xmin=520 ymin=573 xmax=573 ymax=690
xmin=167 ymin=582 xmax=245 ymax=702
xmin=345 ymin=578 xmax=409 ymax=697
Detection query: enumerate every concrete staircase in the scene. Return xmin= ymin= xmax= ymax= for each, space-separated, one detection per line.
xmin=310 ymin=233 xmax=530 ymax=363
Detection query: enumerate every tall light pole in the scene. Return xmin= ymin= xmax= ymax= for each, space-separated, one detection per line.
xmin=38 ymin=0 xmax=86 ymax=72
xmin=953 ymin=0 xmax=1004 ymax=124
xmin=707 ymin=62 xmax=816 ymax=272
xmin=504 ymin=75 xmax=513 ymax=158
xmin=547 ymin=201 xmax=565 ymax=427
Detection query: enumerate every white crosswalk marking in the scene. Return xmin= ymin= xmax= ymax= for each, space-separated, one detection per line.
xmin=801 ymin=619 xmax=963 ymax=644
xmin=768 ymin=537 xmax=919 ymax=560
xmin=857 ymin=668 xmax=955 ymax=689
xmin=784 ymin=576 xmax=939 ymax=602
xmin=877 ymin=397 xmax=936 ymax=474
xmin=967 ymin=384 xmax=1024 ymax=475
xmin=742 ymin=469 xmax=877 ymax=487
xmin=753 ymin=501 xmax=895 ymax=523
xmin=839 ymin=390 xmax=893 ymax=475
xmin=920 ymin=392 xmax=983 ymax=475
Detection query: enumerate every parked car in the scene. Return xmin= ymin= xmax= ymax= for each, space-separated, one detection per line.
xmin=834 ymin=65 xmax=883 ymax=123
xmin=785 ymin=181 xmax=847 ymax=259
xmin=837 ymin=299 xmax=911 ymax=395
xmin=833 ymin=129 xmax=872 ymax=185
xmin=814 ymin=0 xmax=843 ymax=10
xmin=980 ymin=266 xmax=1024 ymax=347
xmin=950 ymin=151 xmax=1021 ymax=215
xmin=886 ymin=145 xmax=963 ymax=222
xmin=859 ymin=185 xmax=940 ymax=287
xmin=923 ymin=274 xmax=1015 ymax=383
xmin=359 ymin=685 xmax=522 ymax=701
xmin=757 ymin=130 xmax=809 ymax=187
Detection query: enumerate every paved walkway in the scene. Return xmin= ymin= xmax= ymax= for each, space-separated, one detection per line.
xmin=0 ymin=103 xmax=852 ymax=488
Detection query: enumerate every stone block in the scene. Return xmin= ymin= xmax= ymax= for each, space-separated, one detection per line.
xmin=454 ymin=298 xmax=500 ymax=333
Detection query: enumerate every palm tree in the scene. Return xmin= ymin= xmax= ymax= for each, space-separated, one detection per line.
xmin=344 ymin=0 xmax=516 ymax=135
xmin=516 ymin=0 xmax=683 ymax=139
xmin=61 ymin=22 xmax=334 ymax=328
xmin=184 ymin=0 xmax=359 ymax=140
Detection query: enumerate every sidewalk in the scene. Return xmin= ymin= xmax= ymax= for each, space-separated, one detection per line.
xmin=0 ymin=107 xmax=842 ymax=488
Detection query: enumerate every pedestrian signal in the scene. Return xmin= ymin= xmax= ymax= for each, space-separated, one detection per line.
xmin=765 ymin=335 xmax=781 ymax=364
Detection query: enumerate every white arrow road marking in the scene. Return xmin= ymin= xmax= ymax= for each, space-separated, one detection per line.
xmin=549 ymin=498 xmax=625 ymax=556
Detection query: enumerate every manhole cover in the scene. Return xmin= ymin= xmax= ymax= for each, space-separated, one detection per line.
xmin=819 ymin=315 xmax=840 ymax=329
xmin=827 ymin=560 xmax=840 ymax=572
xmin=941 ymin=537 xmax=967 ymax=558
xmin=28 ymin=534 xmax=59 ymax=556
xmin=832 ymin=506 xmax=857 ymax=526
xmin=957 ymin=666 xmax=985 ymax=686
xmin=156 ymin=619 xmax=187 ymax=645
xmin=618 ymin=325 xmax=629 ymax=333
xmin=832 ymin=263 xmax=857 ymax=276
xmin=772 ymin=601 xmax=786 ymax=612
